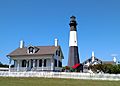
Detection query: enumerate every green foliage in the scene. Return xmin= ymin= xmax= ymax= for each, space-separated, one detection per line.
xmin=62 ymin=66 xmax=71 ymax=72
xmin=89 ymin=64 xmax=120 ymax=74
xmin=62 ymin=66 xmax=80 ymax=72
xmin=0 ymin=63 xmax=9 ymax=68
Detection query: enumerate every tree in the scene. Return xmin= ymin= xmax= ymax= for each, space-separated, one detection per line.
xmin=89 ymin=64 xmax=120 ymax=74
xmin=0 ymin=62 xmax=9 ymax=68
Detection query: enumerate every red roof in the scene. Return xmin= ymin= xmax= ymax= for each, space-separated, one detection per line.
xmin=72 ymin=63 xmax=80 ymax=69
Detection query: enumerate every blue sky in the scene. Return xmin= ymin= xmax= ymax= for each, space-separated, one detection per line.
xmin=0 ymin=0 xmax=120 ymax=65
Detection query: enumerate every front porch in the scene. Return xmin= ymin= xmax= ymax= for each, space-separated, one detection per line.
xmin=9 ymin=58 xmax=62 ymax=72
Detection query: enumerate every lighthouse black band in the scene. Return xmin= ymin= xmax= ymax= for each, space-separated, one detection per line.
xmin=68 ymin=46 xmax=80 ymax=67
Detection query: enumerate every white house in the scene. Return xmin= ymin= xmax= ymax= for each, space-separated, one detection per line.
xmin=82 ymin=51 xmax=102 ymax=73
xmin=82 ymin=51 xmax=116 ymax=73
xmin=7 ymin=39 xmax=64 ymax=72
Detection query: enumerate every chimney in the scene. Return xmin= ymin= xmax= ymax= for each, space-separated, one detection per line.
xmin=92 ymin=51 xmax=95 ymax=57
xmin=20 ymin=40 xmax=24 ymax=48
xmin=92 ymin=51 xmax=95 ymax=62
xmin=55 ymin=38 xmax=58 ymax=47
xmin=113 ymin=56 xmax=117 ymax=63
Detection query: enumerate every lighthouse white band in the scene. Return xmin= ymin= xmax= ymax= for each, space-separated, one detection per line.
xmin=69 ymin=31 xmax=78 ymax=46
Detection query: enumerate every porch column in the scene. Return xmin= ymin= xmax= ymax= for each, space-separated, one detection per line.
xmin=42 ymin=59 xmax=44 ymax=71
xmin=9 ymin=58 xmax=12 ymax=72
xmin=28 ymin=59 xmax=31 ymax=70
xmin=33 ymin=59 xmax=35 ymax=68
xmin=26 ymin=60 xmax=28 ymax=71
xmin=51 ymin=58 xmax=54 ymax=71
xmin=17 ymin=60 xmax=19 ymax=72
xmin=37 ymin=59 xmax=39 ymax=68
xmin=14 ymin=60 xmax=17 ymax=68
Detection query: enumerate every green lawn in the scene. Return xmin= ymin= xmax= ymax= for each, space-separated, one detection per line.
xmin=0 ymin=77 xmax=120 ymax=86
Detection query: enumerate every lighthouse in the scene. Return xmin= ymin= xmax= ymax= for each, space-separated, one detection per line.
xmin=68 ymin=16 xmax=80 ymax=67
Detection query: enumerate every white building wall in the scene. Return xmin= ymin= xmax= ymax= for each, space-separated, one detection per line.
xmin=69 ymin=31 xmax=78 ymax=46
xmin=10 ymin=52 xmax=63 ymax=72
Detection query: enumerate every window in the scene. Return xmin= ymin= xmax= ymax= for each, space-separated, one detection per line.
xmin=56 ymin=50 xmax=60 ymax=56
xmin=29 ymin=47 xmax=34 ymax=53
xmin=44 ymin=59 xmax=46 ymax=67
xmin=27 ymin=60 xmax=29 ymax=67
xmin=39 ymin=59 xmax=42 ymax=67
xmin=54 ymin=59 xmax=57 ymax=67
xmin=58 ymin=50 xmax=60 ymax=56
xmin=58 ymin=61 xmax=62 ymax=67
xmin=56 ymin=50 xmax=57 ymax=56
xmin=35 ymin=59 xmax=37 ymax=67
xmin=22 ymin=60 xmax=26 ymax=67
xmin=28 ymin=46 xmax=35 ymax=54
xmin=27 ymin=46 xmax=39 ymax=54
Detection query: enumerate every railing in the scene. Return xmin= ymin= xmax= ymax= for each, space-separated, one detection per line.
xmin=10 ymin=67 xmax=27 ymax=72
xmin=0 ymin=68 xmax=9 ymax=71
xmin=10 ymin=67 xmax=62 ymax=72
xmin=0 ymin=71 xmax=120 ymax=81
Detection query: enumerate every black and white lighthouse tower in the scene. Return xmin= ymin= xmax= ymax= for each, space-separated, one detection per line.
xmin=68 ymin=16 xmax=80 ymax=67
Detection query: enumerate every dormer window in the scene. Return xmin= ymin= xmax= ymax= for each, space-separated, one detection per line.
xmin=29 ymin=46 xmax=34 ymax=54
xmin=56 ymin=50 xmax=60 ymax=56
xmin=27 ymin=46 xmax=39 ymax=54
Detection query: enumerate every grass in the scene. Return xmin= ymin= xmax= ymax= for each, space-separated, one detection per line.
xmin=0 ymin=77 xmax=120 ymax=86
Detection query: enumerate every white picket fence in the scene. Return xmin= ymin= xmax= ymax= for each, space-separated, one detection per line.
xmin=0 ymin=71 xmax=120 ymax=81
